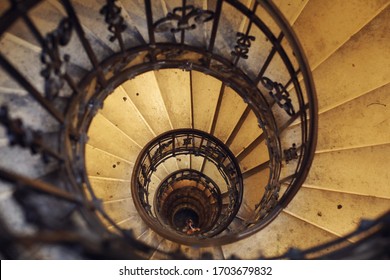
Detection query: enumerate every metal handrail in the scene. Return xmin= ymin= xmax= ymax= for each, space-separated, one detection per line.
xmin=131 ymin=129 xmax=242 ymax=244
xmin=0 ymin=0 xmax=318 ymax=257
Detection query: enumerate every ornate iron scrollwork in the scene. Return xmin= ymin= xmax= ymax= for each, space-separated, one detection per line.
xmin=256 ymin=183 xmax=280 ymax=219
xmin=40 ymin=18 xmax=73 ymax=100
xmin=261 ymin=77 xmax=295 ymax=116
xmin=202 ymin=144 xmax=226 ymax=163
xmin=231 ymin=32 xmax=255 ymax=59
xmin=100 ymin=0 xmax=127 ymax=43
xmin=284 ymin=143 xmax=298 ymax=164
xmin=155 ymin=140 xmax=173 ymax=157
xmin=153 ymin=5 xmax=214 ymax=33
xmin=183 ymin=137 xmax=192 ymax=145
xmin=132 ymin=129 xmax=243 ymax=240
xmin=0 ymin=106 xmax=61 ymax=163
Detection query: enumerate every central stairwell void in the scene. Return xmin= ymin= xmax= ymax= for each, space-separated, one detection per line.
xmin=0 ymin=0 xmax=389 ymax=259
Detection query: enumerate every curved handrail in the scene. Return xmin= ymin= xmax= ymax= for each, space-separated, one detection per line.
xmin=154 ymin=168 xmax=223 ymax=230
xmin=131 ymin=129 xmax=243 ymax=244
xmin=0 ymin=0 xmax=319 ymax=256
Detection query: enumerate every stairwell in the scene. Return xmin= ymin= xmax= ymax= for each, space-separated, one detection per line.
xmin=0 ymin=0 xmax=389 ymax=259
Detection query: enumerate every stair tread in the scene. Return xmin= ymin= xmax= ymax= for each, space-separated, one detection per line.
xmin=101 ymin=86 xmax=155 ymax=147
xmin=87 ymin=113 xmax=141 ymax=162
xmin=154 ymin=69 xmax=191 ymax=129
xmin=0 ymin=188 xmax=36 ymax=235
xmin=316 ymin=83 xmax=390 ymax=151
xmin=0 ymin=33 xmax=45 ymax=94
xmin=160 ymin=156 xmax=180 ymax=177
xmin=294 ymin=0 xmax=389 ymax=70
xmin=202 ymin=160 xmax=228 ymax=193
xmin=190 ymin=155 xmax=204 ymax=172
xmin=228 ymin=110 xmax=262 ymax=156
xmin=101 ymin=197 xmax=137 ymax=227
xmin=88 ymin=177 xmax=132 ymax=202
xmin=150 ymin=238 xmax=180 ymax=260
xmin=213 ymin=87 xmax=248 ymax=143
xmin=0 ymin=146 xmax=58 ymax=179
xmin=239 ymin=140 xmax=269 ymax=172
xmin=180 ymin=244 xmax=201 ymax=259
xmin=122 ymin=71 xmax=173 ymax=135
xmin=306 ymin=144 xmax=390 ymax=198
xmin=273 ymin=0 xmax=309 ymax=25
xmin=0 ymin=92 xmax=59 ymax=132
xmin=107 ymin=214 xmax=148 ymax=238
xmin=72 ymin=0 xmax=147 ymax=53
xmin=116 ymin=0 xmax=148 ymax=37
xmin=242 ymin=168 xmax=269 ymax=209
xmin=85 ymin=145 xmax=134 ymax=180
xmin=222 ymin=211 xmax=341 ymax=259
xmin=312 ymin=6 xmax=390 ymax=113
xmin=284 ymin=187 xmax=390 ymax=239
xmin=199 ymin=246 xmax=224 ymax=260
xmin=191 ymin=71 xmax=222 ymax=133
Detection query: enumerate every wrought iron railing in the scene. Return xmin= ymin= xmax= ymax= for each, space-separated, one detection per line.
xmin=132 ymin=129 xmax=242 ymax=244
xmin=154 ymin=169 xmax=223 ymax=235
xmin=0 ymin=0 xmax=320 ymax=258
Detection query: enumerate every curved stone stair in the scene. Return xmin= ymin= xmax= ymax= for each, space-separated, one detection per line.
xmin=0 ymin=0 xmax=389 ymax=259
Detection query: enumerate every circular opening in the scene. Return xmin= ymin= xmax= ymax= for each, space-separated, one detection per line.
xmin=131 ymin=129 xmax=244 ymax=237
xmin=82 ymin=67 xmax=281 ymax=245
xmin=173 ymin=208 xmax=199 ymax=230
xmin=82 ymin=68 xmax=267 ymax=245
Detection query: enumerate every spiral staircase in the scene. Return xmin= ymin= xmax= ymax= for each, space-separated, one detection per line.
xmin=0 ymin=0 xmax=389 ymax=260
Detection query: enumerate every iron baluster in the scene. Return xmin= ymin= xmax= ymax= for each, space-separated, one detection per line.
xmin=236 ymin=133 xmax=267 ymax=162
xmin=255 ymin=33 xmax=284 ymax=84
xmin=284 ymin=69 xmax=302 ymax=90
xmin=172 ymin=133 xmax=175 ymax=156
xmin=0 ymin=167 xmax=84 ymax=205
xmin=225 ymin=106 xmax=251 ymax=147
xmin=144 ymin=0 xmax=156 ymax=45
xmin=100 ymin=0 xmax=126 ymax=52
xmin=40 ymin=18 xmax=73 ymax=100
xmin=206 ymin=0 xmax=223 ymax=67
xmin=242 ymin=160 xmax=270 ymax=180
xmin=60 ymin=0 xmax=107 ymax=87
xmin=209 ymin=84 xmax=225 ymax=135
xmin=180 ymin=0 xmax=187 ymax=45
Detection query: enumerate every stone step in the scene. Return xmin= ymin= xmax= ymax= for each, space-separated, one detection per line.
xmin=305 ymin=144 xmax=390 ymax=198
xmin=284 ymin=186 xmax=390 ymax=239
xmin=293 ymin=0 xmax=389 ymax=70
xmin=221 ymin=211 xmax=341 ymax=259
xmin=312 ymin=6 xmax=390 ymax=113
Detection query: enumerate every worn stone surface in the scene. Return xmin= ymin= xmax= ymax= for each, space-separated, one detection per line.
xmin=0 ymin=0 xmax=389 ymax=260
